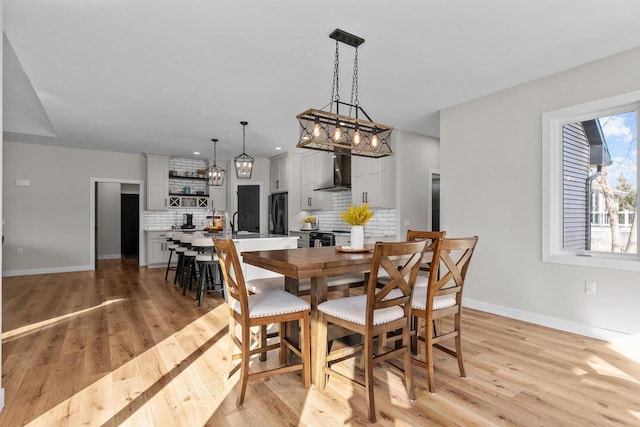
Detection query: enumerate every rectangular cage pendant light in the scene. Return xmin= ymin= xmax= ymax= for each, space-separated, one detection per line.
xmin=296 ymin=29 xmax=393 ymax=158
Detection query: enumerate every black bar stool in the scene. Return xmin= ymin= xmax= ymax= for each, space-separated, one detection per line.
xmin=165 ymin=231 xmax=182 ymax=280
xmin=191 ymin=236 xmax=223 ymax=305
xmin=174 ymin=233 xmax=193 ymax=286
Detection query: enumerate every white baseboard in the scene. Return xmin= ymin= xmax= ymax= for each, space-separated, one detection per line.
xmin=2 ymin=265 xmax=93 ymax=277
xmin=463 ymin=298 xmax=628 ymax=342
xmin=98 ymin=254 xmax=121 ymax=260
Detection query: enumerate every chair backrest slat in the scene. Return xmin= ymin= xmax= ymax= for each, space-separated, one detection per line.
xmin=213 ymin=238 xmax=250 ymax=317
xmin=365 ymin=240 xmax=431 ymax=321
xmin=428 ymin=236 xmax=478 ymax=305
xmin=406 ymin=230 xmax=446 ymax=269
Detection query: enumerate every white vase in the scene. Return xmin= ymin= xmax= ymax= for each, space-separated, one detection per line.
xmin=351 ymin=225 xmax=364 ymax=250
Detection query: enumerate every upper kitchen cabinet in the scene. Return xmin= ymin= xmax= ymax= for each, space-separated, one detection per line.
xmin=209 ymin=185 xmax=227 ymax=212
xmin=301 ymin=152 xmax=332 ymax=210
xmin=269 ymin=154 xmax=289 ymax=193
xmin=351 ymin=155 xmax=396 ymax=208
xmin=145 ymin=154 xmax=169 ymax=210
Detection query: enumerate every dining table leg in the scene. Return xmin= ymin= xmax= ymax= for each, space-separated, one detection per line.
xmin=310 ymin=275 xmax=328 ymax=386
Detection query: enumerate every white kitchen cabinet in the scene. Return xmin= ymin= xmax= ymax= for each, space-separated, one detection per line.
xmin=300 ymin=152 xmax=332 ymax=210
xmin=269 ymin=154 xmax=288 ymax=193
xmin=351 ymin=155 xmax=395 ymax=208
xmin=146 ymin=154 xmax=169 ymax=210
xmin=209 ymin=184 xmax=227 ymax=212
xmin=146 ymin=231 xmax=171 ymax=266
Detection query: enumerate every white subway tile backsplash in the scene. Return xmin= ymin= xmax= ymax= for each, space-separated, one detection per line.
xmin=309 ymin=191 xmax=396 ymax=237
xmin=144 ymin=208 xmax=210 ymax=230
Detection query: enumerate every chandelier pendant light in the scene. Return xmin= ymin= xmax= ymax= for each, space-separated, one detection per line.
xmin=234 ymin=121 xmax=254 ymax=179
xmin=207 ymin=138 xmax=226 ymax=186
xmin=296 ymin=29 xmax=393 ymax=158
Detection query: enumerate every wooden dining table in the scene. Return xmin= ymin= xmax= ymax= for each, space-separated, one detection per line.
xmin=241 ymin=245 xmax=375 ymax=385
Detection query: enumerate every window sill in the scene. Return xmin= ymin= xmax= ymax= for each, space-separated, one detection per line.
xmin=543 ymin=252 xmax=640 ymax=272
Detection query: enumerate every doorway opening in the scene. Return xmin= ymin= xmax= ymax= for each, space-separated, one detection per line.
xmin=90 ymin=178 xmax=145 ymax=270
xmin=237 ymin=185 xmax=260 ymax=233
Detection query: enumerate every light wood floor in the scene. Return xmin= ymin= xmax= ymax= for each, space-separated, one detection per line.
xmin=2 ymin=259 xmax=640 ymax=426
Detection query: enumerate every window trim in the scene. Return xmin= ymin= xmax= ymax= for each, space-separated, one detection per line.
xmin=542 ymin=91 xmax=640 ymax=271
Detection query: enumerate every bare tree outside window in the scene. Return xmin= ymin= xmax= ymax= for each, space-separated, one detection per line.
xmin=592 ymin=112 xmax=637 ymax=254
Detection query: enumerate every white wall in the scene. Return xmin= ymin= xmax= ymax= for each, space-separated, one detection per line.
xmin=0 ymin=0 xmax=6 ymax=410
xmin=441 ymin=47 xmax=640 ymax=339
xmin=394 ymin=129 xmax=440 ymax=238
xmin=2 ymin=141 xmax=145 ymax=275
xmin=97 ymin=182 xmax=121 ymax=259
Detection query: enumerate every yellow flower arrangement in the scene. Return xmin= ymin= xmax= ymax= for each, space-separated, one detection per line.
xmin=340 ymin=203 xmax=374 ymax=225
xmin=303 ymin=216 xmax=316 ymax=224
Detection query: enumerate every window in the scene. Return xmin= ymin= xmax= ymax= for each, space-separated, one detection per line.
xmin=543 ymin=91 xmax=640 ymax=271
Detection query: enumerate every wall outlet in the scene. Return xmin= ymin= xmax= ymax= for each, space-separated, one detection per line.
xmin=17 ymin=247 xmax=24 ymax=255
xmin=585 ymin=281 xmax=596 ymax=295
xmin=404 ymin=219 xmax=410 ymax=227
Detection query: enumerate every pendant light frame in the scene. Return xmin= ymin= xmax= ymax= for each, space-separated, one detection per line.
xmin=234 ymin=121 xmax=254 ymax=179
xmin=296 ymin=28 xmax=393 ymax=158
xmin=207 ymin=138 xmax=226 ymax=186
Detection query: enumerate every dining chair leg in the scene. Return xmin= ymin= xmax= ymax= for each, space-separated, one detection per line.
xmin=426 ymin=332 xmax=436 ymax=393
xmin=259 ymin=326 xmax=268 ymax=361
xmin=455 ymin=313 xmax=466 ymax=377
xmin=403 ymin=323 xmax=416 ymax=401
xmin=227 ymin=315 xmax=236 ymax=378
xmin=364 ymin=333 xmax=376 ymax=423
xmin=279 ymin=321 xmax=287 ymax=365
xmin=237 ymin=322 xmax=251 ymax=406
xmin=316 ymin=312 xmax=329 ymax=390
xmin=301 ymin=314 xmax=311 ymax=388
xmin=410 ymin=316 xmax=419 ymax=355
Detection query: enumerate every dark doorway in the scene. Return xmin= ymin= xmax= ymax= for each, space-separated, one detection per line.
xmin=237 ymin=185 xmax=260 ymax=233
xmin=121 ymin=193 xmax=139 ymax=258
xmin=431 ymin=173 xmax=440 ymax=232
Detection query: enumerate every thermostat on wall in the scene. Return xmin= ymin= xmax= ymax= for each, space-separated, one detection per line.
xmin=15 ymin=179 xmax=31 ymax=187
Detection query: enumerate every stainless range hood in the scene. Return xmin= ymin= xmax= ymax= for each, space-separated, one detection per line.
xmin=314 ymin=149 xmax=352 ymax=192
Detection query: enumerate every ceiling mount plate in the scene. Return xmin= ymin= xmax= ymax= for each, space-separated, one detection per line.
xmin=329 ymin=29 xmax=365 ymax=48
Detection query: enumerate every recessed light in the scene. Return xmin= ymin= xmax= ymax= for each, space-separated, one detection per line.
xmin=275 ymin=147 xmax=282 ymax=150
xmin=193 ymin=151 xmax=200 ymax=155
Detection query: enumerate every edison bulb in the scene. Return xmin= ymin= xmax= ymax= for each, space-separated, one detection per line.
xmin=371 ymin=133 xmax=379 ymax=148
xmin=333 ymin=126 xmax=342 ymax=140
xmin=353 ymin=129 xmax=362 ymax=145
xmin=313 ymin=120 xmax=321 ymax=137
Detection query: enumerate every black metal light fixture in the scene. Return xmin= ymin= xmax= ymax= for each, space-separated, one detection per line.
xmin=296 ymin=29 xmax=393 ymax=158
xmin=234 ymin=121 xmax=254 ymax=179
xmin=207 ymin=138 xmax=225 ymax=186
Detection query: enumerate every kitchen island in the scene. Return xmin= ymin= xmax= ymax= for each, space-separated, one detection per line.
xmin=227 ymin=234 xmax=298 ymax=281
xmin=145 ymin=229 xmax=297 ymax=274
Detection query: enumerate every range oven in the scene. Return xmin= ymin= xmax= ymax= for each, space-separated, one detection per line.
xmin=309 ymin=231 xmax=335 ymax=247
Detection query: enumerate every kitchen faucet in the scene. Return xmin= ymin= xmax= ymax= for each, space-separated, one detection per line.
xmin=230 ymin=210 xmax=247 ymax=234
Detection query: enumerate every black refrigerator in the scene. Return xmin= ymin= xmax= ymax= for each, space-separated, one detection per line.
xmin=268 ymin=192 xmax=288 ymax=235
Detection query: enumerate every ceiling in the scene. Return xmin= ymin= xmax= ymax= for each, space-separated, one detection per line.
xmin=4 ymin=1 xmax=640 ymax=162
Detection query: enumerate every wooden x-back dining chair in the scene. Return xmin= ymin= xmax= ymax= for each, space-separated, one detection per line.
xmin=411 ymin=236 xmax=478 ymax=393
xmin=213 ymin=238 xmax=311 ymax=406
xmin=316 ymin=240 xmax=428 ymax=423
xmin=376 ymin=230 xmax=445 ymax=288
